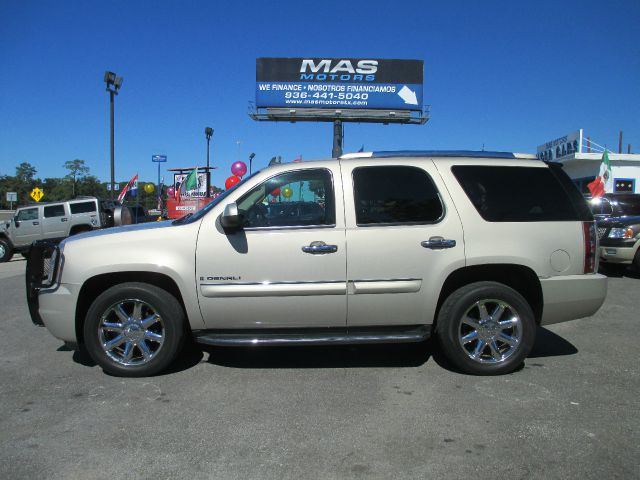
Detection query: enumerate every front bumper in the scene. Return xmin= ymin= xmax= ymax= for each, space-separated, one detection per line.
xmin=540 ymin=274 xmax=607 ymax=326
xmin=26 ymin=239 xmax=79 ymax=343
xmin=37 ymin=283 xmax=81 ymax=343
xmin=599 ymin=242 xmax=639 ymax=264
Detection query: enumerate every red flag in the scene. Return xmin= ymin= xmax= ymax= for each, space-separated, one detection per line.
xmin=117 ymin=174 xmax=138 ymax=202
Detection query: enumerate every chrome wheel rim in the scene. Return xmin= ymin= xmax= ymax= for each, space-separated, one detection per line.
xmin=458 ymin=298 xmax=522 ymax=364
xmin=0 ymin=243 xmax=5 ymax=257
xmin=98 ymin=299 xmax=165 ymax=366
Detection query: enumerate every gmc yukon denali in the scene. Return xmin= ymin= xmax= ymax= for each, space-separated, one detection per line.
xmin=26 ymin=151 xmax=608 ymax=376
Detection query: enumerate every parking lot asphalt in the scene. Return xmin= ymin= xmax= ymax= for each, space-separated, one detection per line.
xmin=0 ymin=257 xmax=638 ymax=479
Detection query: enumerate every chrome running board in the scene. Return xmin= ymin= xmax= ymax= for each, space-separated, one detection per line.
xmin=193 ymin=325 xmax=430 ymax=347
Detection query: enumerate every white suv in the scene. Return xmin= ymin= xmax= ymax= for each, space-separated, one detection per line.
xmin=26 ymin=151 xmax=607 ymax=376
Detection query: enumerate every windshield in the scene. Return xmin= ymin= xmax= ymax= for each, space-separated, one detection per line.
xmin=172 ymin=171 xmax=259 ymax=225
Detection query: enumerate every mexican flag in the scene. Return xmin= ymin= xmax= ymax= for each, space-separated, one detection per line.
xmin=178 ymin=167 xmax=199 ymax=198
xmin=587 ymin=151 xmax=613 ymax=198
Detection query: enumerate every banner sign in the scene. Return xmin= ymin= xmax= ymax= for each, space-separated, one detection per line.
xmin=173 ymin=172 xmax=208 ymax=197
xmin=256 ymin=58 xmax=423 ymax=111
xmin=537 ymin=129 xmax=583 ymax=161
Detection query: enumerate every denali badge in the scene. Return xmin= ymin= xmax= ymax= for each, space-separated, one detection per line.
xmin=200 ymin=276 xmax=241 ymax=281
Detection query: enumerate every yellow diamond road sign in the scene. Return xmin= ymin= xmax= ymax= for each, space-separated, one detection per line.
xmin=30 ymin=187 xmax=44 ymax=202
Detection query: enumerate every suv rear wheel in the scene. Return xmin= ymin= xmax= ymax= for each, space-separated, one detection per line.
xmin=84 ymin=282 xmax=185 ymax=377
xmin=436 ymin=281 xmax=536 ymax=375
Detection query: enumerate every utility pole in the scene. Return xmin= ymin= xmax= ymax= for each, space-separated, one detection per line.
xmin=619 ymin=130 xmax=623 ymax=154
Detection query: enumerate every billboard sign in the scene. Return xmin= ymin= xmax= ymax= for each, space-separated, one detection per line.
xmin=173 ymin=172 xmax=208 ymax=197
xmin=537 ymin=129 xmax=583 ymax=161
xmin=256 ymin=58 xmax=423 ymax=111
xmin=152 ymin=155 xmax=167 ymax=163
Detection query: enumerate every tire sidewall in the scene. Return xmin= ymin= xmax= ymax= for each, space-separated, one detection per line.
xmin=84 ymin=282 xmax=185 ymax=377
xmin=437 ymin=282 xmax=536 ymax=375
xmin=0 ymin=239 xmax=12 ymax=262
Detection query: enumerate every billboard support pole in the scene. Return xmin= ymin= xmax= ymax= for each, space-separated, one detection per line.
xmin=332 ymin=120 xmax=343 ymax=158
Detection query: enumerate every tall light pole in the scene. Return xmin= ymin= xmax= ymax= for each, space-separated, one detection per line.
xmin=205 ymin=127 xmax=213 ymax=197
xmin=104 ymin=71 xmax=123 ymax=199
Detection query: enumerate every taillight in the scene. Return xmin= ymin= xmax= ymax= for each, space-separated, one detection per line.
xmin=582 ymin=221 xmax=597 ymax=273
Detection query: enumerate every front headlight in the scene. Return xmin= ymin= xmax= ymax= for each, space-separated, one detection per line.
xmin=608 ymin=227 xmax=636 ymax=239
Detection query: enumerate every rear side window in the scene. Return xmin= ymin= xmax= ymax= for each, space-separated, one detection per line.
xmin=353 ymin=166 xmax=443 ymax=225
xmin=44 ymin=204 xmax=65 ymax=218
xmin=70 ymin=201 xmax=97 ymax=214
xmin=452 ymin=165 xmax=587 ymax=222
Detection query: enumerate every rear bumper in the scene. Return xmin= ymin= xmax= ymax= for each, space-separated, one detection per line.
xmin=540 ymin=274 xmax=607 ymax=326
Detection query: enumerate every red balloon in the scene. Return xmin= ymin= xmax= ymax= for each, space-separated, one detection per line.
xmin=225 ymin=175 xmax=241 ymax=190
xmin=271 ymin=187 xmax=281 ymax=197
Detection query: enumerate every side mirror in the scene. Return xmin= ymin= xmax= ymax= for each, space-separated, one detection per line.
xmin=220 ymin=203 xmax=242 ymax=230
xmin=14 ymin=219 xmax=20 ymax=227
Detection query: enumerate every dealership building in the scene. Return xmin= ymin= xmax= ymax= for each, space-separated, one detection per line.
xmin=537 ymin=130 xmax=640 ymax=194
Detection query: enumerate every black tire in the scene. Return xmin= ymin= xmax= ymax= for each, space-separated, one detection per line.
xmin=84 ymin=282 xmax=186 ymax=377
xmin=436 ymin=281 xmax=536 ymax=375
xmin=600 ymin=262 xmax=627 ymax=276
xmin=633 ymin=249 xmax=640 ymax=272
xmin=0 ymin=239 xmax=12 ymax=263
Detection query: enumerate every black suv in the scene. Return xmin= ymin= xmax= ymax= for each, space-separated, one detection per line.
xmin=590 ymin=194 xmax=640 ymax=270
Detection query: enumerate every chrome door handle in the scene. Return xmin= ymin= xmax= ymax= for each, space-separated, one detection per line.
xmin=421 ymin=236 xmax=456 ymax=249
xmin=33 ymin=221 xmax=40 ymax=225
xmin=302 ymin=241 xmax=338 ymax=254
xmin=61 ymin=218 xmax=68 ymax=222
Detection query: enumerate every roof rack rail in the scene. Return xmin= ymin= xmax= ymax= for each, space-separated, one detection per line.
xmin=341 ymin=150 xmax=537 ymax=160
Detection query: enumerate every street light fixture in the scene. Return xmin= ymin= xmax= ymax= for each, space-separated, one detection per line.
xmin=249 ymin=152 xmax=255 ymax=175
xmin=205 ymin=127 xmax=214 ymax=197
xmin=104 ymin=71 xmax=123 ymax=199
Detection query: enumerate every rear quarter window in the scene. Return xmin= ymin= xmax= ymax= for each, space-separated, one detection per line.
xmin=452 ymin=165 xmax=588 ymax=222
xmin=70 ymin=201 xmax=97 ymax=214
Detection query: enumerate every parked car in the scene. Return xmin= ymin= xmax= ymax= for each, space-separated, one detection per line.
xmin=588 ymin=193 xmax=640 ymax=220
xmin=591 ymin=194 xmax=640 ymax=270
xmin=26 ymin=151 xmax=607 ymax=377
xmin=0 ymin=197 xmax=137 ymax=262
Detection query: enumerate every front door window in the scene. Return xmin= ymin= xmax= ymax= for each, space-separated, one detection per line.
xmin=236 ymin=169 xmax=335 ymax=228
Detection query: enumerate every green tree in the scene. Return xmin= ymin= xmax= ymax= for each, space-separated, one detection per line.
xmin=64 ymin=159 xmax=90 ymax=197
xmin=15 ymin=162 xmax=36 ymax=183
xmin=77 ymin=175 xmax=107 ymax=198
xmin=14 ymin=162 xmax=37 ymax=204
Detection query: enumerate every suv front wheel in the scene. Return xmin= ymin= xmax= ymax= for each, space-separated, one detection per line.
xmin=0 ymin=239 xmax=12 ymax=262
xmin=436 ymin=281 xmax=536 ymax=375
xmin=84 ymin=282 xmax=185 ymax=377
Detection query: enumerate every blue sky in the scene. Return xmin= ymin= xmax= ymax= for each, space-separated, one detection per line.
xmin=1 ymin=0 xmax=638 ymax=188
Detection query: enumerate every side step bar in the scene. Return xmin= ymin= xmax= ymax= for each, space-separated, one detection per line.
xmin=193 ymin=325 xmax=430 ymax=347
